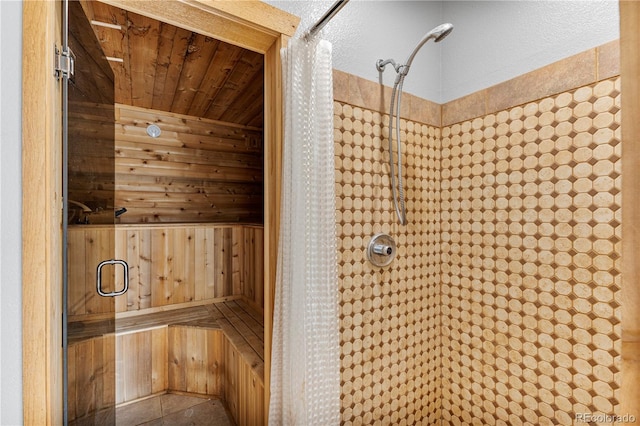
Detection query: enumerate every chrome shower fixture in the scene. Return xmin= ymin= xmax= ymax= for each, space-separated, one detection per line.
xmin=376 ymin=23 xmax=453 ymax=225
xmin=367 ymin=233 xmax=397 ymax=267
xmin=376 ymin=23 xmax=453 ymax=77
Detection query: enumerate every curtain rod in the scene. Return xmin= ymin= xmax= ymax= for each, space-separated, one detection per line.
xmin=304 ymin=0 xmax=350 ymax=40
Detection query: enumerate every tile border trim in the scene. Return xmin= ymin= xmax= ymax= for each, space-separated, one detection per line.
xmin=332 ymin=39 xmax=619 ymax=128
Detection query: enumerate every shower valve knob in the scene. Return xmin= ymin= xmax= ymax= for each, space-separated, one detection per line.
xmin=367 ymin=233 xmax=397 ymax=267
xmin=373 ymin=244 xmax=393 ymax=256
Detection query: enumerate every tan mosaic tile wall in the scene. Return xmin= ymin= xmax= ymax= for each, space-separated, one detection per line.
xmin=334 ymin=102 xmax=442 ymax=425
xmin=332 ymin=42 xmax=621 ymax=425
xmin=440 ymin=77 xmax=622 ymax=425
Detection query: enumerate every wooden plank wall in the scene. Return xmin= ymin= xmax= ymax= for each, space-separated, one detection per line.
xmin=68 ymin=0 xmax=116 ymax=225
xmin=68 ymin=224 xmax=264 ymax=317
xmin=168 ymin=326 xmax=226 ymax=397
xmin=242 ymin=226 xmax=264 ymax=313
xmin=225 ymin=344 xmax=264 ymax=426
xmin=67 ymin=324 xmax=264 ymax=420
xmin=68 ymin=101 xmax=116 ymax=225
xmin=67 ymin=334 xmax=116 ymax=423
xmin=114 ymin=326 xmax=227 ymax=405
xmin=114 ymin=104 xmax=263 ymax=224
xmin=241 ymin=360 xmax=265 ymax=426
xmin=68 ymin=326 xmax=224 ymax=419
xmin=115 ymin=328 xmax=168 ymax=405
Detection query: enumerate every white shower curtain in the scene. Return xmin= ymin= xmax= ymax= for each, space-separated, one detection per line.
xmin=268 ymin=37 xmax=341 ymax=425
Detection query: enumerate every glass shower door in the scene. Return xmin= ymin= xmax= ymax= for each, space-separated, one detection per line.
xmin=63 ymin=1 xmax=122 ymax=424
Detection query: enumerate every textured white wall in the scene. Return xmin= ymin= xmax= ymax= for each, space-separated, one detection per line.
xmin=265 ymin=0 xmax=445 ymax=102
xmin=441 ymin=0 xmax=620 ymax=102
xmin=0 ymin=1 xmax=23 ymax=424
xmin=266 ymin=0 xmax=619 ymax=103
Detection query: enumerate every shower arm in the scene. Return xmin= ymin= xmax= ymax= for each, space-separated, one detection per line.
xmin=376 ymin=59 xmax=410 ymax=85
xmin=376 ymin=58 xmax=399 ymax=73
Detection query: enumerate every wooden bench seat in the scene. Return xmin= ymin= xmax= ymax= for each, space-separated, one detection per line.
xmin=206 ymin=301 xmax=264 ymax=381
xmin=68 ymin=297 xmax=265 ymax=381
xmin=67 ymin=304 xmax=215 ymax=344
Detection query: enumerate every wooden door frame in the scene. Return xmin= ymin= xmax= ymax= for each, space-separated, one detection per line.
xmin=21 ymin=1 xmax=298 ymax=424
xmin=619 ymin=0 xmax=640 ymax=418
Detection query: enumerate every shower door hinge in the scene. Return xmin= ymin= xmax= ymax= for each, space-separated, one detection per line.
xmin=54 ymin=46 xmax=75 ymax=80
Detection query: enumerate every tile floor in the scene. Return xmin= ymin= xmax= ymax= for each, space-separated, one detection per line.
xmin=116 ymin=393 xmax=235 ymax=426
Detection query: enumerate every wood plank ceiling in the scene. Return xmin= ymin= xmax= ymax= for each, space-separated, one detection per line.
xmin=80 ymin=1 xmax=264 ymax=128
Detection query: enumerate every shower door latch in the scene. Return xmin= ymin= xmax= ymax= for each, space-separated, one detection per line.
xmin=96 ymin=259 xmax=129 ymax=297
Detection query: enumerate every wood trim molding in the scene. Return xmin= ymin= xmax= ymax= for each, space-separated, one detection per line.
xmin=263 ymin=33 xmax=287 ymax=426
xmin=22 ymin=1 xmax=63 ymax=424
xmin=101 ymin=0 xmax=299 ymax=54
xmin=22 ymin=1 xmax=296 ymax=423
xmin=619 ymin=0 xmax=640 ymax=419
xmin=183 ymin=0 xmax=299 ymax=39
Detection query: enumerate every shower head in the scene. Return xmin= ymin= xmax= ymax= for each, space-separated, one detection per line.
xmin=432 ymin=22 xmax=454 ymax=42
xmin=402 ymin=22 xmax=454 ymax=74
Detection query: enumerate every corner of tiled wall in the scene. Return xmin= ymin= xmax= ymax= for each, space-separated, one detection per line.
xmin=440 ymin=77 xmax=622 ymax=426
xmin=334 ymin=98 xmax=443 ymax=425
xmin=333 ymin=39 xmax=621 ymax=426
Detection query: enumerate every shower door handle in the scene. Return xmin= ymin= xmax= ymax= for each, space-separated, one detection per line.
xmin=96 ymin=259 xmax=129 ymax=297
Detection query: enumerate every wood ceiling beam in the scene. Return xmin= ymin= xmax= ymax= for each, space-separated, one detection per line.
xmin=100 ymin=0 xmax=298 ymax=54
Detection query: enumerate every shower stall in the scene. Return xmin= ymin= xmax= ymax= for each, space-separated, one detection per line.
xmin=333 ymin=63 xmax=625 ymax=425
xmin=17 ymin=1 xmax=640 ymax=424
xmin=327 ymin=4 xmax=629 ymax=424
